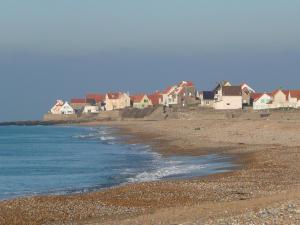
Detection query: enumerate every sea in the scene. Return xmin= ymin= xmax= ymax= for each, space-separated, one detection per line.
xmin=0 ymin=125 xmax=235 ymax=200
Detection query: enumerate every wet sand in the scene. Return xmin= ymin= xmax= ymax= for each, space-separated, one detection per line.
xmin=1 ymin=113 xmax=300 ymax=224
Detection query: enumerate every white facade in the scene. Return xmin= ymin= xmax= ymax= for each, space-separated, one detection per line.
xmin=214 ymin=96 xmax=242 ymax=110
xmin=83 ymin=105 xmax=100 ymax=114
xmin=161 ymin=86 xmax=177 ymax=106
xmin=288 ymin=95 xmax=300 ymax=108
xmin=59 ymin=102 xmax=75 ymax=115
xmin=50 ymin=100 xmax=64 ymax=114
xmin=241 ymin=83 xmax=256 ymax=93
xmin=253 ymin=94 xmax=272 ymax=110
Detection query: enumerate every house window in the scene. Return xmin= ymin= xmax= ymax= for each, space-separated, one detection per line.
xmin=226 ymin=103 xmax=230 ymax=105
xmin=144 ymin=99 xmax=148 ymax=103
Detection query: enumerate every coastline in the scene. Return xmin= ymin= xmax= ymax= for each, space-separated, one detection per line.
xmin=1 ymin=117 xmax=300 ymax=224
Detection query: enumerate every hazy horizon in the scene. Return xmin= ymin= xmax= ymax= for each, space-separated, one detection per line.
xmin=1 ymin=1 xmax=300 ymax=121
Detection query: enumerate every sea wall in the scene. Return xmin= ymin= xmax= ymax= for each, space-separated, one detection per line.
xmin=42 ymin=107 xmax=300 ymax=123
xmin=43 ymin=110 xmax=121 ymax=122
xmin=43 ymin=114 xmax=78 ymax=121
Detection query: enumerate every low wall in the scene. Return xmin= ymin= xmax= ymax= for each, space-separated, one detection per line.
xmin=43 ymin=114 xmax=78 ymax=121
xmin=43 ymin=111 xmax=121 ymax=122
xmin=95 ymin=110 xmax=121 ymax=120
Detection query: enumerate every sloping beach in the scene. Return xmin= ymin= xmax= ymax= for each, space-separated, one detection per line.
xmin=1 ymin=111 xmax=300 ymax=224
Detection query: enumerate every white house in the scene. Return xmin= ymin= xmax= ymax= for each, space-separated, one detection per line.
xmin=82 ymin=105 xmax=100 ymax=114
xmin=253 ymin=89 xmax=300 ymax=110
xmin=199 ymin=91 xmax=215 ymax=108
xmin=50 ymin=100 xmax=64 ymax=114
xmin=161 ymin=86 xmax=177 ymax=106
xmin=288 ymin=91 xmax=300 ymax=108
xmin=214 ymin=85 xmax=242 ymax=110
xmin=161 ymin=81 xmax=197 ymax=107
xmin=252 ymin=93 xmax=272 ymax=110
xmin=59 ymin=102 xmax=75 ymax=115
xmin=269 ymin=90 xmax=290 ymax=109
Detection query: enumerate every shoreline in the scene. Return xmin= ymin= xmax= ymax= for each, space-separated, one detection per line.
xmin=0 ymin=124 xmax=238 ymax=202
xmin=1 ymin=118 xmax=300 ymax=224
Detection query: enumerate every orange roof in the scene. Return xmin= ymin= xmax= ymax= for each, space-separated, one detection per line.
xmin=162 ymin=86 xmax=174 ymax=94
xmin=251 ymin=93 xmax=264 ymax=102
xmin=289 ymin=90 xmax=300 ymax=100
xmin=148 ymin=92 xmax=162 ymax=105
xmin=86 ymin=93 xmax=105 ymax=103
xmin=270 ymin=89 xmax=289 ymax=97
xmin=130 ymin=94 xmax=146 ymax=103
xmin=270 ymin=89 xmax=289 ymax=100
xmin=71 ymin=98 xmax=86 ymax=104
xmin=178 ymin=81 xmax=194 ymax=87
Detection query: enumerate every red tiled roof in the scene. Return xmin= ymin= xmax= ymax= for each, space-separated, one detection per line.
xmin=162 ymin=86 xmax=174 ymax=94
xmin=71 ymin=98 xmax=86 ymax=104
xmin=107 ymin=92 xmax=122 ymax=100
xmin=178 ymin=87 xmax=185 ymax=95
xmin=288 ymin=90 xmax=300 ymax=100
xmin=86 ymin=93 xmax=105 ymax=103
xmin=179 ymin=81 xmax=194 ymax=87
xmin=130 ymin=94 xmax=145 ymax=103
xmin=251 ymin=93 xmax=264 ymax=102
xmin=148 ymin=93 xmax=162 ymax=105
xmin=270 ymin=90 xmax=289 ymax=100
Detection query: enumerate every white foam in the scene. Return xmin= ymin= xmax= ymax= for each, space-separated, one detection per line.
xmin=73 ymin=133 xmax=97 ymax=139
xmin=100 ymin=136 xmax=115 ymax=141
xmin=127 ymin=163 xmax=206 ymax=183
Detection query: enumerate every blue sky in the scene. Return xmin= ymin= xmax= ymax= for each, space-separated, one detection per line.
xmin=1 ymin=1 xmax=300 ymax=121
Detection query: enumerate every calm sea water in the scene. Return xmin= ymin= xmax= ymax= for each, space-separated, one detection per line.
xmin=0 ymin=126 xmax=234 ymax=200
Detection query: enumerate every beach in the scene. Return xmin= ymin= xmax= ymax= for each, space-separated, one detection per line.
xmin=1 ymin=110 xmax=300 ymax=224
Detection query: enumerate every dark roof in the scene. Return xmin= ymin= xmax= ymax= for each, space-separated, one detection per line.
xmin=202 ymin=91 xmax=215 ymax=100
xmin=222 ymin=86 xmax=242 ymax=96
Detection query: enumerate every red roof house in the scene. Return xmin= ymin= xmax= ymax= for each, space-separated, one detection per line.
xmin=71 ymin=98 xmax=86 ymax=104
xmin=86 ymin=93 xmax=106 ymax=103
xmin=148 ymin=92 xmax=163 ymax=106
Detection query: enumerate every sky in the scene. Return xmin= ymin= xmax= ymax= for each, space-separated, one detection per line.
xmin=0 ymin=0 xmax=300 ymax=121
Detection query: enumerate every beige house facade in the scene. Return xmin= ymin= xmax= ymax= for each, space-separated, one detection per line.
xmin=214 ymin=86 xmax=242 ymax=110
xmin=105 ymin=92 xmax=131 ymax=111
xmin=131 ymin=95 xmax=153 ymax=109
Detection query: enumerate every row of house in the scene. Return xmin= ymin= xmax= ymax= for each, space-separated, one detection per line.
xmin=199 ymin=81 xmax=300 ymax=110
xmin=252 ymin=90 xmax=300 ymax=110
xmin=48 ymin=80 xmax=300 ymax=115
xmin=48 ymin=81 xmax=198 ymax=115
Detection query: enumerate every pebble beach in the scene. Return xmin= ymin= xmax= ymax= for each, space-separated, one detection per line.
xmin=1 ymin=110 xmax=300 ymax=225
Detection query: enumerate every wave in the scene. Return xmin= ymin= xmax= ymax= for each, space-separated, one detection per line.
xmin=127 ymin=162 xmax=206 ymax=183
xmin=100 ymin=136 xmax=115 ymax=141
